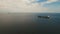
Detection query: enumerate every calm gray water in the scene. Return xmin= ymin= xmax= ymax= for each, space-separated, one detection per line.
xmin=0 ymin=13 xmax=60 ymax=33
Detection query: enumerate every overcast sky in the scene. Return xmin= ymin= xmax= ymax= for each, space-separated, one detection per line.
xmin=0 ymin=0 xmax=60 ymax=13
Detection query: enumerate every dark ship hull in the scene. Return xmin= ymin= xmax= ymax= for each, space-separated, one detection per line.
xmin=38 ymin=16 xmax=50 ymax=19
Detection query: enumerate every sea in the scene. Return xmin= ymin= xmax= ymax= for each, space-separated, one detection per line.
xmin=0 ymin=13 xmax=60 ymax=33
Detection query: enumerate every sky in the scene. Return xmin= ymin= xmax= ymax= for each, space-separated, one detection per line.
xmin=0 ymin=0 xmax=60 ymax=13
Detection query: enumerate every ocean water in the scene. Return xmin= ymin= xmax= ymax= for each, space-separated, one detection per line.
xmin=0 ymin=13 xmax=60 ymax=33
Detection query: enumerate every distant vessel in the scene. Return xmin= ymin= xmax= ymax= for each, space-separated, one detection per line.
xmin=38 ymin=16 xmax=50 ymax=19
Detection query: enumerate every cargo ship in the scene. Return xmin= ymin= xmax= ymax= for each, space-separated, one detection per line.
xmin=38 ymin=16 xmax=50 ymax=19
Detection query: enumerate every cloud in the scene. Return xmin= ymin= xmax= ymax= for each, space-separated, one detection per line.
xmin=41 ymin=0 xmax=59 ymax=6
xmin=0 ymin=0 xmax=48 ymax=13
xmin=0 ymin=0 xmax=59 ymax=13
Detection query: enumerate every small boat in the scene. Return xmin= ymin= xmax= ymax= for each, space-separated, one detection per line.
xmin=38 ymin=16 xmax=50 ymax=19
